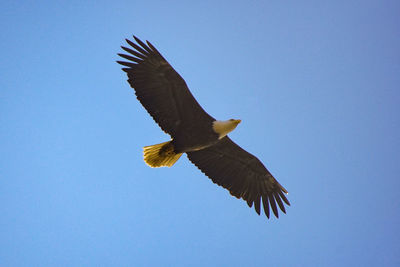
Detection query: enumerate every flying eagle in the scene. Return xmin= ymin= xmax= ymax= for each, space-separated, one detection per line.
xmin=117 ymin=36 xmax=290 ymax=219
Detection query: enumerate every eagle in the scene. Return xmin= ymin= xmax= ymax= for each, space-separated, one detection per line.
xmin=117 ymin=36 xmax=290 ymax=219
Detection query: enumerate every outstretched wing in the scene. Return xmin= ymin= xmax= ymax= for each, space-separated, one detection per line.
xmin=117 ymin=36 xmax=214 ymax=137
xmin=187 ymin=137 xmax=290 ymax=218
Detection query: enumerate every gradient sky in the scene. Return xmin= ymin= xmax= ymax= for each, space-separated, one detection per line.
xmin=1 ymin=1 xmax=399 ymax=266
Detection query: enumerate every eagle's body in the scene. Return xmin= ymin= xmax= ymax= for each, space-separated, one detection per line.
xmin=117 ymin=36 xmax=290 ymax=219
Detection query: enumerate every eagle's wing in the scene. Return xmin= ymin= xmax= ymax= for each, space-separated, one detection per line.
xmin=187 ymin=137 xmax=290 ymax=218
xmin=117 ymin=36 xmax=214 ymax=137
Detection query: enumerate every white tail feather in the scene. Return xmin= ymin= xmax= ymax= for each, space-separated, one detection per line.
xmin=143 ymin=141 xmax=183 ymax=168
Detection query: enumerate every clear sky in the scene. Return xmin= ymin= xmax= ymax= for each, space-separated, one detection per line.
xmin=1 ymin=0 xmax=399 ymax=266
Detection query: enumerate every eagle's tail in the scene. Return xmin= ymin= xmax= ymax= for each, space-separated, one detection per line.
xmin=143 ymin=141 xmax=183 ymax=168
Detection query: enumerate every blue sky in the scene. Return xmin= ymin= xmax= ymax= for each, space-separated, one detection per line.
xmin=1 ymin=0 xmax=399 ymax=266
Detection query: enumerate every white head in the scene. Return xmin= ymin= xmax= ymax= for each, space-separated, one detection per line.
xmin=212 ymin=119 xmax=241 ymax=139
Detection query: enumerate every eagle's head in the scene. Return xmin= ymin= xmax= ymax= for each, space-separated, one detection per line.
xmin=212 ymin=119 xmax=241 ymax=139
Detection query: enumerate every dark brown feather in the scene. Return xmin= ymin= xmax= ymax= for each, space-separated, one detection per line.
xmin=187 ymin=137 xmax=290 ymax=219
xmin=117 ymin=36 xmax=214 ymax=136
xmin=262 ymin=196 xmax=270 ymax=218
